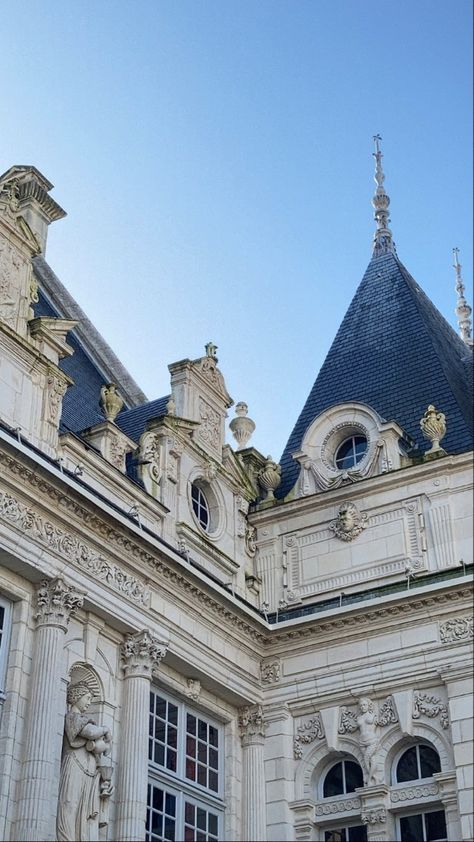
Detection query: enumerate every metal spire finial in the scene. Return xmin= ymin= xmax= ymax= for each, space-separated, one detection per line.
xmin=453 ymin=248 xmax=473 ymax=346
xmin=372 ymin=134 xmax=395 ymax=256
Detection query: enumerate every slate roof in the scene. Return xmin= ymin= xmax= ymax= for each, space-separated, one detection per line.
xmin=278 ymin=249 xmax=474 ymax=498
xmin=116 ymin=397 xmax=170 ymax=442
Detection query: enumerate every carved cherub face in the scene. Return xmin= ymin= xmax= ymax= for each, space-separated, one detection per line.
xmin=338 ymin=503 xmax=358 ymax=532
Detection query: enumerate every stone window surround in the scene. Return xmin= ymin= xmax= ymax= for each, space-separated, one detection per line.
xmin=187 ymin=469 xmax=226 ymax=542
xmin=147 ymin=684 xmax=225 ymax=841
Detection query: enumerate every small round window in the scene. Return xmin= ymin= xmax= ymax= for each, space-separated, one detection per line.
xmin=335 ymin=435 xmax=368 ymax=470
xmin=191 ymin=483 xmax=210 ymax=531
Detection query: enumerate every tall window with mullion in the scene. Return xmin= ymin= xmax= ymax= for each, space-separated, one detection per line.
xmin=147 ymin=688 xmax=224 ymax=842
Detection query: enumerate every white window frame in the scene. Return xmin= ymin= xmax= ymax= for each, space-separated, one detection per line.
xmin=396 ymin=807 xmax=448 ymax=842
xmin=0 ymin=594 xmax=12 ymax=703
xmin=147 ymin=686 xmax=224 ymax=842
xmin=392 ymin=742 xmax=441 ymax=785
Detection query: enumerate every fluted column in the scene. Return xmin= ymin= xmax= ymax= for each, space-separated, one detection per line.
xmin=14 ymin=578 xmax=83 ymax=841
xmin=238 ymin=704 xmax=267 ymax=842
xmin=115 ymin=630 xmax=168 ymax=842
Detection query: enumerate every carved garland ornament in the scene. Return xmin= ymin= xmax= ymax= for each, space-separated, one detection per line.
xmin=439 ymin=616 xmax=473 ymax=644
xmin=412 ymin=692 xmax=449 ymax=729
xmin=293 ymin=713 xmax=324 ymax=759
xmin=0 ymin=491 xmax=150 ymax=605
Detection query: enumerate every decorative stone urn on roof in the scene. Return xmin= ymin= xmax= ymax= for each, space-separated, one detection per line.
xmin=420 ymin=404 xmax=447 ymax=458
xmin=229 ymin=402 xmax=255 ymax=450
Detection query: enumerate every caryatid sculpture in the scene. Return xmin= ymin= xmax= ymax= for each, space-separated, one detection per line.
xmin=338 ymin=696 xmax=398 ymax=785
xmin=57 ymin=682 xmax=113 ymax=841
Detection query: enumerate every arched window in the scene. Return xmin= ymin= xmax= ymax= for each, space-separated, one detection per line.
xmin=323 ymin=759 xmax=364 ymax=798
xmin=396 ymin=744 xmax=441 ymax=783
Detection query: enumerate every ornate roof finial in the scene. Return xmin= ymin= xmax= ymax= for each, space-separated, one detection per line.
xmin=205 ymin=341 xmax=218 ymax=361
xmin=372 ymin=134 xmax=395 ymax=256
xmin=453 ymin=248 xmax=473 ymax=347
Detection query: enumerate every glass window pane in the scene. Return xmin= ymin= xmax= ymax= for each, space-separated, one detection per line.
xmin=208 ymin=814 xmax=218 ymax=835
xmin=155 ymin=722 xmax=166 ymax=743
xmin=198 ymin=742 xmax=207 ymax=762
xmin=168 ymin=703 xmax=178 ymax=726
xmin=153 ymin=787 xmax=164 ymax=810
xmin=348 ymin=826 xmax=368 ymax=842
xmin=397 ymin=746 xmax=419 ymax=782
xmin=166 ymin=748 xmax=177 ymax=772
xmin=198 ymin=719 xmax=208 ymax=740
xmin=344 ymin=761 xmax=363 ymax=793
xmin=154 ymin=743 xmax=164 ymax=766
xmin=184 ymin=828 xmax=194 ymax=842
xmin=209 ymin=726 xmax=218 ymax=747
xmin=165 ymin=793 xmax=176 ymax=816
xmin=187 ymin=714 xmax=196 ymax=734
xmin=187 ymin=736 xmax=196 ymax=757
xmin=186 ymin=758 xmax=196 ymax=780
xmin=425 ymin=810 xmax=447 ymax=841
xmin=325 ymin=831 xmax=347 ymax=842
xmin=400 ymin=813 xmax=424 ymax=842
xmin=167 ymin=725 xmax=177 ymax=748
xmin=156 ymin=697 xmax=167 ymax=719
xmin=209 ymin=748 xmax=218 ymax=769
xmin=324 ymin=761 xmax=344 ymax=797
xmin=164 ymin=816 xmax=175 ymax=841
xmin=185 ymin=802 xmax=195 ymax=823
xmin=419 ymin=745 xmax=441 ymax=778
xmin=196 ymin=807 xmax=206 ymax=830
xmin=197 ymin=763 xmax=207 ymax=786
xmin=209 ymin=770 xmax=218 ymax=792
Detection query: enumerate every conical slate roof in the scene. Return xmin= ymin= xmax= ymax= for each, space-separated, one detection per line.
xmin=278 ymin=249 xmax=473 ymax=498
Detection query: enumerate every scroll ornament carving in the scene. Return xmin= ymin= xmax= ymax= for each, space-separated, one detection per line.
xmin=293 ymin=713 xmax=324 ymax=759
xmin=261 ymin=660 xmax=280 ymax=685
xmin=420 ymin=405 xmax=446 ymax=454
xmin=440 ymin=616 xmax=473 ymax=643
xmin=391 ymin=783 xmax=439 ymax=802
xmin=338 ymin=697 xmax=398 ymax=784
xmin=245 ymin=524 xmax=257 ymax=557
xmin=0 ymin=491 xmax=149 ymax=605
xmin=198 ymin=397 xmax=221 ymax=448
xmin=238 ymin=704 xmax=265 ymax=740
xmin=121 ymin=630 xmax=168 ymax=678
xmin=47 ymin=371 xmax=68 ymax=424
xmin=315 ymin=797 xmax=361 ymax=816
xmin=258 ymin=456 xmax=281 ymax=501
xmin=100 ymin=383 xmax=124 ymax=423
xmin=35 ymin=577 xmax=84 ymax=629
xmin=413 ymin=692 xmax=449 ymax=729
xmin=57 ymin=681 xmax=113 ymax=841
xmin=361 ymin=809 xmax=386 ymax=825
xmin=329 ymin=502 xmax=368 ymax=542
xmin=142 ymin=434 xmax=162 ymax=482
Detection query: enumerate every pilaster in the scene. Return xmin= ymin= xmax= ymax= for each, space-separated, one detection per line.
xmin=439 ymin=665 xmax=473 ymax=841
xmin=238 ymin=703 xmax=267 ymax=842
xmin=358 ymin=783 xmax=390 ymax=842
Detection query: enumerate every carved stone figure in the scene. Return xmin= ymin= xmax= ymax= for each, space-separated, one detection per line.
xmin=338 ymin=696 xmax=397 ymax=784
xmin=329 ymin=501 xmax=368 ymax=542
xmin=57 ymin=682 xmax=113 ymax=842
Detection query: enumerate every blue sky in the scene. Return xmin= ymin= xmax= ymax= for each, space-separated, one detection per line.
xmin=1 ymin=0 xmax=472 ymax=460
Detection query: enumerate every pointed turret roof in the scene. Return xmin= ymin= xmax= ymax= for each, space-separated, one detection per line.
xmin=278 ymin=141 xmax=473 ymax=498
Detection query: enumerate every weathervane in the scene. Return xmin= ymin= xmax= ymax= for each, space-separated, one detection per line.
xmin=372 ymin=134 xmax=395 ymax=256
xmin=453 ymin=248 xmax=473 ymax=346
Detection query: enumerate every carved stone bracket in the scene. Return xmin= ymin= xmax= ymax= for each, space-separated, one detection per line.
xmin=261 ymin=660 xmax=280 ymax=685
xmin=34 ymin=577 xmax=84 ymax=630
xmin=439 ymin=616 xmax=473 ymax=644
xmin=121 ymin=630 xmax=168 ymax=679
xmin=238 ymin=704 xmax=265 ymax=744
xmin=412 ymin=692 xmax=449 ymax=729
xmin=293 ymin=713 xmax=325 ymax=759
xmin=185 ymin=679 xmax=201 ymax=702
xmin=361 ymin=808 xmax=386 ymax=825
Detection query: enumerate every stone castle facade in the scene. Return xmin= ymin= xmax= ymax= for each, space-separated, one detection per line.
xmin=0 ymin=161 xmax=472 ymax=842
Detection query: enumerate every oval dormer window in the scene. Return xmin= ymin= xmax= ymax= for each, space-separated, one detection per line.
xmin=191 ymin=482 xmax=210 ymax=531
xmin=335 ymin=435 xmax=368 ymax=470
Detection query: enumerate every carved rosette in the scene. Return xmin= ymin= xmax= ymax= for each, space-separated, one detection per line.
xmin=258 ymin=456 xmax=281 ymax=501
xmin=34 ymin=577 xmax=84 ymax=630
xmin=420 ymin=405 xmax=446 ymax=454
xmin=100 ymin=383 xmax=124 ymax=422
xmin=238 ymin=704 xmax=266 ymax=745
xmin=121 ymin=630 xmax=168 ymax=679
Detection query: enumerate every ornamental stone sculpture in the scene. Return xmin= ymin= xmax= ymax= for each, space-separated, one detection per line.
xmin=57 ymin=682 xmax=113 ymax=842
xmin=338 ymin=696 xmax=397 ymax=785
xmin=100 ymin=383 xmax=124 ymax=423
xmin=329 ymin=501 xmax=368 ymax=542
xmin=258 ymin=456 xmax=281 ymax=501
xmin=420 ymin=405 xmax=446 ymax=456
xmin=229 ymin=402 xmax=256 ymax=450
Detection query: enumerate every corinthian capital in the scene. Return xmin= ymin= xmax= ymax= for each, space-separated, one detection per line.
xmin=34 ymin=577 xmax=84 ymax=630
xmin=121 ymin=629 xmax=168 ymax=679
xmin=238 ymin=703 xmax=266 ymax=743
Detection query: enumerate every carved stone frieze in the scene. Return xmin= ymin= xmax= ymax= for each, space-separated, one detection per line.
xmin=238 ymin=704 xmax=265 ymax=742
xmin=391 ymin=783 xmax=439 ymax=802
xmin=0 ymin=490 xmax=150 ymax=605
xmin=261 ymin=660 xmax=280 ymax=685
xmin=361 ymin=809 xmax=386 ymax=825
xmin=413 ymin=692 xmax=449 ymax=729
xmin=314 ymin=797 xmax=361 ymax=816
xmin=293 ymin=713 xmax=324 ymax=759
xmin=121 ymin=630 xmax=168 ymax=678
xmin=329 ymin=501 xmax=368 ymax=542
xmin=439 ymin=615 xmax=473 ymax=643
xmin=34 ymin=577 xmax=84 ymax=630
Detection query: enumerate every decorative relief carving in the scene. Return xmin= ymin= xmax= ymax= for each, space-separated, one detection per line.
xmin=391 ymin=783 xmax=439 ymax=802
xmin=121 ymin=630 xmax=167 ymax=678
xmin=46 ymin=371 xmax=68 ymax=424
xmin=428 ymin=504 xmax=455 ymax=568
xmin=35 ymin=577 xmax=84 ymax=629
xmin=338 ymin=697 xmax=397 ymax=785
xmin=109 ymin=434 xmax=128 ymax=471
xmin=185 ymin=679 xmax=201 ymax=702
xmin=329 ymin=502 xmax=368 ymax=542
xmin=293 ymin=713 xmax=324 ymax=759
xmin=0 ymin=491 xmax=150 ymax=605
xmin=439 ymin=615 xmax=473 ymax=643
xmin=412 ymin=692 xmax=449 ymax=729
xmin=245 ymin=524 xmax=257 ymax=557
xmin=314 ymin=797 xmax=361 ymax=816
xmin=361 ymin=809 xmax=386 ymax=825
xmin=198 ymin=397 xmax=221 ymax=449
xmin=238 ymin=704 xmax=265 ymax=741
xmin=142 ymin=433 xmax=162 ymax=482
xmin=261 ymin=660 xmax=280 ymax=685
xmin=0 ymin=239 xmax=23 ymax=327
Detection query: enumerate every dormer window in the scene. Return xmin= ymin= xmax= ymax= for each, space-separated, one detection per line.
xmin=335 ymin=436 xmax=368 ymax=470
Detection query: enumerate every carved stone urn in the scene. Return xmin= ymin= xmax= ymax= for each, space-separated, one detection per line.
xmin=229 ymin=402 xmax=256 ymax=450
xmin=258 ymin=456 xmax=281 ymax=501
xmin=100 ymin=383 xmax=124 ymax=423
xmin=420 ymin=404 xmax=446 ymax=455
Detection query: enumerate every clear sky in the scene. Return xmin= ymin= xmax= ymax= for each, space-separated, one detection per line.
xmin=1 ymin=0 xmax=472 ymax=460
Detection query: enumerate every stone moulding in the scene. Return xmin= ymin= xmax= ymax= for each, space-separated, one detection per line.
xmin=391 ymin=783 xmax=439 ymax=802
xmin=0 ymin=490 xmax=150 ymax=606
xmin=314 ymin=797 xmax=361 ymax=816
xmin=439 ymin=615 xmax=473 ymax=643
